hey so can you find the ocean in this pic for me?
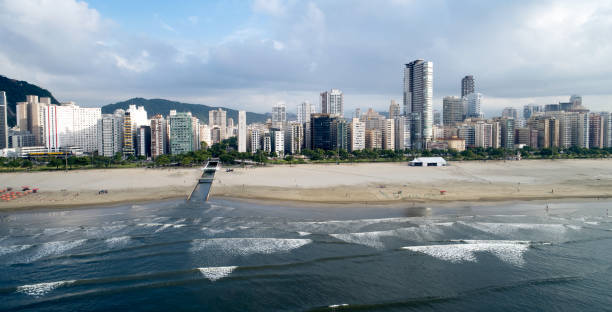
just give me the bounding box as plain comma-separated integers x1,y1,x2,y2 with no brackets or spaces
1,198,612,311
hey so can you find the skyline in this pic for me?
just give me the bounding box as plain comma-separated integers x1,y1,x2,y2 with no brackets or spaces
1,0,611,116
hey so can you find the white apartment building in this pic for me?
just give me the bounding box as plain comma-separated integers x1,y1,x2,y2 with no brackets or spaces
320,89,344,117
465,93,484,119
297,101,316,124
42,103,101,153
199,124,211,148
98,114,123,157
382,118,395,150
349,118,365,151
238,110,247,153
127,105,148,128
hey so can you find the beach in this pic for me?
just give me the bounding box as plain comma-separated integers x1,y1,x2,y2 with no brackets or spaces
0,168,202,209
1,159,612,209
211,159,612,203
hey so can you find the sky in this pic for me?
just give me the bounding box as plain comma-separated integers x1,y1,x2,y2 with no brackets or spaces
0,0,611,117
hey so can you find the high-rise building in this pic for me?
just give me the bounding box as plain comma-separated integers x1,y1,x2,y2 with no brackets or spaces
311,114,333,150
394,116,411,151
353,108,362,119
169,112,194,154
589,113,604,148
127,105,148,128
98,114,123,157
192,116,200,151
199,124,211,148
208,108,227,141
285,121,303,155
433,109,441,126
403,60,433,147
502,107,520,120
443,96,464,126
602,112,612,148
271,129,284,158
389,100,401,120
360,108,386,130
150,115,166,158
297,101,316,124
17,95,49,145
0,91,7,149
121,111,134,156
382,119,395,150
461,75,475,97
500,117,515,149
40,102,101,153
272,102,287,128
465,93,483,119
365,129,382,150
250,129,262,153
320,89,344,117
348,118,365,152
331,118,348,151
137,126,151,157
238,110,247,153
523,104,542,119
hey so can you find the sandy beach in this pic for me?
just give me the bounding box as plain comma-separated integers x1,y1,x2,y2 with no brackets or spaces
1,159,611,209
211,159,612,203
0,168,202,209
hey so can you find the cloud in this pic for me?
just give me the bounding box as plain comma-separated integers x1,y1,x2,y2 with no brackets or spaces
0,0,611,116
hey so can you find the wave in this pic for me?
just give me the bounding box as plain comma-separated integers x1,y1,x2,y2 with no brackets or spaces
0,244,32,256
19,239,87,263
329,224,452,249
297,231,311,236
190,238,312,256
403,240,531,266
197,266,238,281
105,236,131,248
16,280,75,297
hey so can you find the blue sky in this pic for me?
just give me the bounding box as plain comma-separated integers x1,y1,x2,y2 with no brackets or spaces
0,0,611,116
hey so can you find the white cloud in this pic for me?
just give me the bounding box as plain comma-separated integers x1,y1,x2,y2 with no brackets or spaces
252,0,289,16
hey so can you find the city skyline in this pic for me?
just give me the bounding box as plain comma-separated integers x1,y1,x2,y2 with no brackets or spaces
0,0,611,115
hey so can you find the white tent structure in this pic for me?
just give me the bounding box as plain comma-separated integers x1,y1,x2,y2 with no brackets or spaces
409,157,447,167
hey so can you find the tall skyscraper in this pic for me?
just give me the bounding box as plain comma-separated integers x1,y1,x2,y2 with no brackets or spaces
320,89,344,117
443,96,464,126
0,91,7,149
137,126,151,157
150,114,166,158
40,102,101,153
98,114,123,157
348,118,365,152
465,93,484,119
403,60,433,147
311,114,333,150
461,75,475,97
297,101,316,124
238,110,247,153
209,108,227,141
169,112,194,154
272,102,286,128
389,100,401,120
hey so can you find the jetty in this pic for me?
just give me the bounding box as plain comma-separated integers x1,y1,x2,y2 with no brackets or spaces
188,159,220,201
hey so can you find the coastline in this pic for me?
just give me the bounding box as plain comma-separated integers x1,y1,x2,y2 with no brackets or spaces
1,159,611,210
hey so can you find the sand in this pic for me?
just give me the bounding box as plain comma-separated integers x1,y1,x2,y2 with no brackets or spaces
0,168,202,209
1,159,611,209
210,159,612,203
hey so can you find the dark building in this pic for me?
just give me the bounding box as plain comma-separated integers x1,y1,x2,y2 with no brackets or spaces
461,75,475,97
137,125,151,158
311,114,333,150
331,118,348,151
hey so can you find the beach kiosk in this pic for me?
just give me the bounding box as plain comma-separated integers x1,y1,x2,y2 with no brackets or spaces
409,157,447,167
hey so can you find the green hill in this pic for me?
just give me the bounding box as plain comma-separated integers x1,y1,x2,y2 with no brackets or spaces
101,98,268,125
0,75,60,127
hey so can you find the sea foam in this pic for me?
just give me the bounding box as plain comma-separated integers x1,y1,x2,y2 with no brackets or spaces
105,236,131,248
403,240,531,266
0,244,32,256
16,280,75,297
23,239,87,263
197,266,238,281
190,238,312,256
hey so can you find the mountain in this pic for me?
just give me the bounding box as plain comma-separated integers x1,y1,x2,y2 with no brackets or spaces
0,75,60,127
101,98,268,125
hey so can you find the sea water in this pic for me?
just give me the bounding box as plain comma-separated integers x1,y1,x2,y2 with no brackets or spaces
1,198,612,311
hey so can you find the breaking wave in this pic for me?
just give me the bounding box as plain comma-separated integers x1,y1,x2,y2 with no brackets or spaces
16,280,75,297
0,244,32,256
105,236,131,248
190,238,312,256
197,266,238,281
21,239,87,263
403,240,531,266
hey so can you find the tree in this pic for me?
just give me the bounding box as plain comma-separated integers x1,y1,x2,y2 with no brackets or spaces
180,156,194,166
219,153,235,164
20,159,33,168
155,155,171,166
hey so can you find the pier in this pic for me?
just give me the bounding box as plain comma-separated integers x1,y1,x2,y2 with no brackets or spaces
188,159,220,201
